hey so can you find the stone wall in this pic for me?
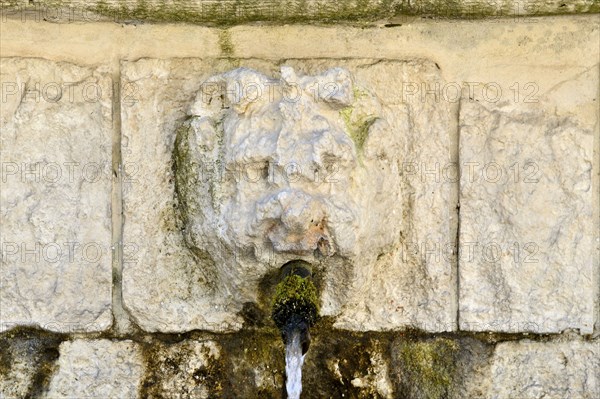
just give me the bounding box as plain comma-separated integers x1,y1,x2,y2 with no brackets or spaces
1,11,599,399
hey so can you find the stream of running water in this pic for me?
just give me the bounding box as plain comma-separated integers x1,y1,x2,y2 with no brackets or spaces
285,328,305,399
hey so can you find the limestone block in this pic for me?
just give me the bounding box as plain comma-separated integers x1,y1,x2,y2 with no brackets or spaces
489,340,599,399
0,340,34,399
121,58,455,332
44,339,144,399
347,348,394,399
0,58,113,333
143,339,222,398
390,337,461,399
0,332,61,399
458,99,595,334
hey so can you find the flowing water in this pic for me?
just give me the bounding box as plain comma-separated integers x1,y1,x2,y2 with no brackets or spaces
285,329,305,399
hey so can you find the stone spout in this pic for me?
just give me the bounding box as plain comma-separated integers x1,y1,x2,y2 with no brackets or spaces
271,260,319,355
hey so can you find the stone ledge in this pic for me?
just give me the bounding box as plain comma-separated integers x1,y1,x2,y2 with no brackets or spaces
0,0,598,25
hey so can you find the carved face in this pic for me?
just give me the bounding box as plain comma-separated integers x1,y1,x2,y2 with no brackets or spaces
174,67,402,301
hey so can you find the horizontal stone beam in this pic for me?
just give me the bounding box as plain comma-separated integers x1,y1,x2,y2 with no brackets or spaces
0,0,598,25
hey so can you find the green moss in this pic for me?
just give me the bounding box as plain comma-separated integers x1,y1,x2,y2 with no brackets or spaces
0,339,12,377
173,121,196,227
586,0,600,13
397,338,459,399
140,340,224,398
0,328,64,398
353,86,370,99
339,85,378,155
218,30,234,57
271,275,319,330
354,116,376,153
134,0,149,18
2,1,597,26
339,106,353,124
340,106,376,154
218,329,284,397
28,348,60,399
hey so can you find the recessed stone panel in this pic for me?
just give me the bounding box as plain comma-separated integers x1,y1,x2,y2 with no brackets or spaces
121,58,455,332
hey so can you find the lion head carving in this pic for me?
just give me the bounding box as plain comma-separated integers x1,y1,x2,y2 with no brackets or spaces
174,66,403,310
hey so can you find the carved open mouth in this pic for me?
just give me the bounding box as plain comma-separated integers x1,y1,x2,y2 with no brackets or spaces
280,259,313,279
266,218,335,257
252,188,337,257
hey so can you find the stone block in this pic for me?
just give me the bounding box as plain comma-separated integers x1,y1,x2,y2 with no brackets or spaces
0,58,113,333
489,340,599,399
121,58,455,332
458,99,595,334
45,339,144,399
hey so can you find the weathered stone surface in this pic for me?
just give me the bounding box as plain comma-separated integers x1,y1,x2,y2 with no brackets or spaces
302,331,395,398
0,340,34,399
1,1,597,25
390,336,600,399
143,329,397,398
0,331,62,399
391,337,461,399
121,58,454,332
458,98,596,334
347,347,394,399
44,339,144,399
488,340,600,399
0,58,113,333
142,339,222,398
459,55,599,334
447,337,494,399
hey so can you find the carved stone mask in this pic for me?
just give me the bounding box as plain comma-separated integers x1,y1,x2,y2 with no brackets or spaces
174,66,402,301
